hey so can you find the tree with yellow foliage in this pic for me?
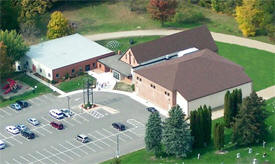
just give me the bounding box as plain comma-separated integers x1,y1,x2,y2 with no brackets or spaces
47,11,73,39
235,0,264,37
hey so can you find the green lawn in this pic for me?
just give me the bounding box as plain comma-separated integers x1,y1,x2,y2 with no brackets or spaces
35,1,274,45
97,36,275,92
102,98,275,164
56,74,95,92
0,73,52,107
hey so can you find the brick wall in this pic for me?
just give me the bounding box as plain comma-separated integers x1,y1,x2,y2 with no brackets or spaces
52,52,115,81
134,73,175,110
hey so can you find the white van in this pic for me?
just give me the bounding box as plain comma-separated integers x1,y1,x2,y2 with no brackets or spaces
49,109,64,119
0,140,5,149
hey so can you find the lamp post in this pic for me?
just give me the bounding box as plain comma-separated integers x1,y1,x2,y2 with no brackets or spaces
67,96,70,109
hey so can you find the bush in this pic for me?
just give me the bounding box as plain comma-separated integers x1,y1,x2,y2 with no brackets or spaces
65,73,69,80
131,84,135,91
173,7,206,24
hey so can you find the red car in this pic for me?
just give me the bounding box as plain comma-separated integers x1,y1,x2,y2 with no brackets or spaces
50,122,63,130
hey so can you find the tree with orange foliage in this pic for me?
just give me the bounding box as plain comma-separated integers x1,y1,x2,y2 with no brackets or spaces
147,0,177,26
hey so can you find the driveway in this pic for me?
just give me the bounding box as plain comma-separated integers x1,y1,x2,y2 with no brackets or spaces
0,92,153,164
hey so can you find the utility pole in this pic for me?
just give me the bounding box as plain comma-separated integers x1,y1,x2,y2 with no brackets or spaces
116,134,120,158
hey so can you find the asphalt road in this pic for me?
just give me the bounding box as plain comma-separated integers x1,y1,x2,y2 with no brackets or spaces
0,92,152,164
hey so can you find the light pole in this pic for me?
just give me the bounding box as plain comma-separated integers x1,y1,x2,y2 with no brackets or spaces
116,134,120,158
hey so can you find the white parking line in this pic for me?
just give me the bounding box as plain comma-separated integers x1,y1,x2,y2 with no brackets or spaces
59,144,81,158
62,119,74,127
33,129,45,137
95,130,116,144
40,126,53,134
71,117,82,124
44,148,65,163
2,139,14,146
10,136,23,144
8,106,19,113
65,141,89,155
87,133,110,147
20,156,30,163
19,135,30,142
76,114,89,122
1,108,12,116
91,142,103,149
28,99,34,104
36,151,57,164
121,132,133,140
5,161,11,164
28,153,45,164
50,146,74,160
0,132,8,139
74,98,81,101
12,158,22,164
41,117,51,123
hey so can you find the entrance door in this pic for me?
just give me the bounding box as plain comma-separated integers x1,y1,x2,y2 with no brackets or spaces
32,64,36,72
85,65,90,71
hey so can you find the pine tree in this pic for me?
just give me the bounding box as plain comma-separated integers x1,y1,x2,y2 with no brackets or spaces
214,122,224,151
190,110,198,147
47,11,73,39
163,105,192,157
236,89,242,113
231,89,238,118
232,92,268,146
224,91,232,127
145,112,162,156
205,106,212,145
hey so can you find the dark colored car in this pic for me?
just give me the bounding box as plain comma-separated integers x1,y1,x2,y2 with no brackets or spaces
146,107,158,113
16,100,29,108
21,130,35,139
112,123,126,131
50,122,63,130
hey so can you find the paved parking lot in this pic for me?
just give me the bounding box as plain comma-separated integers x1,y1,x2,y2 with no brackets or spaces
0,92,150,164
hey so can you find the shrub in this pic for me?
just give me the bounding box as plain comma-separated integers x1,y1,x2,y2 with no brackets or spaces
131,84,135,91
65,73,69,80
173,7,206,24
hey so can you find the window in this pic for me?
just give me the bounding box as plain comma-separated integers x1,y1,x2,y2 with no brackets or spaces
26,61,29,66
99,64,101,68
48,73,51,77
165,91,170,96
39,68,42,73
56,74,59,78
79,67,82,72
92,63,96,68
150,84,156,89
72,69,75,73
125,54,127,59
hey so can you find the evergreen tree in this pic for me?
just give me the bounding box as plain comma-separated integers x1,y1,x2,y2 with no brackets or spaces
214,122,224,151
231,89,238,118
204,106,212,145
47,11,73,39
163,105,192,157
224,91,232,127
145,112,162,156
190,110,198,147
236,89,242,113
232,92,268,146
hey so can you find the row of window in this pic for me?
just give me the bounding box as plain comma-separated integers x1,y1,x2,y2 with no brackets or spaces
137,76,170,96
136,76,142,82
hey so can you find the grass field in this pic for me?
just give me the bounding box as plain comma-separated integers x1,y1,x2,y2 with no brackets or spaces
96,36,275,91
36,1,274,44
0,73,52,107
102,98,275,164
113,82,134,92
56,74,95,92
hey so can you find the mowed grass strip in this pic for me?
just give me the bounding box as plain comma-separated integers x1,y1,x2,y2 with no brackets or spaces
56,74,95,92
102,98,275,164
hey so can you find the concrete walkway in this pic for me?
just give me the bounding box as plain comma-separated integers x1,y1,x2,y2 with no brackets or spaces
26,72,66,95
85,29,275,53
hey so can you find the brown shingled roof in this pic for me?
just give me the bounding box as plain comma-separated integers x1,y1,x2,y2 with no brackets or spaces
130,25,218,64
134,49,251,101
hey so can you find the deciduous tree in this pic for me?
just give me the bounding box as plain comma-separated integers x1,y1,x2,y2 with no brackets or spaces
47,11,74,39
147,0,177,26
162,105,192,158
145,111,162,157
232,92,268,146
0,30,29,63
0,0,20,31
0,42,13,78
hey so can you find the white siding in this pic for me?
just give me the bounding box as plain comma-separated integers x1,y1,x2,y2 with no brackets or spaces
176,92,189,116
21,56,53,81
188,82,252,113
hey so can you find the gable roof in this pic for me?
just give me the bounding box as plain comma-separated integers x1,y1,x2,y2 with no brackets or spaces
134,49,251,101
129,25,217,64
26,33,113,70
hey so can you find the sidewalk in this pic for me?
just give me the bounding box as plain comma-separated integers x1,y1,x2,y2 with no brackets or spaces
85,29,275,53
26,72,66,95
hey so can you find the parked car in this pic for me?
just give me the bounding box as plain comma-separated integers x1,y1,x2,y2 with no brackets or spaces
21,129,35,139
60,108,73,117
50,121,63,130
10,103,22,110
5,125,19,134
15,124,28,132
146,107,158,113
76,134,89,143
16,100,29,108
112,123,126,131
49,109,64,119
0,140,5,149
27,118,40,126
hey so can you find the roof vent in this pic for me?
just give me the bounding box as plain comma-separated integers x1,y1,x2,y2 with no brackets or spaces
165,55,170,60
178,47,198,57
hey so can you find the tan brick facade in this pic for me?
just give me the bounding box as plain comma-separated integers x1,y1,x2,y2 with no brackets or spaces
52,52,114,81
120,49,139,67
134,73,175,110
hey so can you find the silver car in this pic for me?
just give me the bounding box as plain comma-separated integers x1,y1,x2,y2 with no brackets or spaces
27,118,40,126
